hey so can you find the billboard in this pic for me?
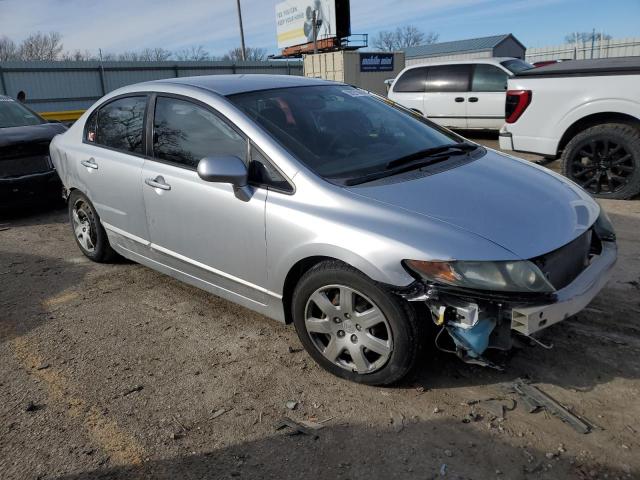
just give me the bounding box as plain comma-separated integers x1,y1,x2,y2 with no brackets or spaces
276,0,350,50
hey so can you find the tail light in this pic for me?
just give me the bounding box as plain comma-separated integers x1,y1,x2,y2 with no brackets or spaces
505,90,532,123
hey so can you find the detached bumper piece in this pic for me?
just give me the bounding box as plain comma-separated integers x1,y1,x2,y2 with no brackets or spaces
404,236,617,368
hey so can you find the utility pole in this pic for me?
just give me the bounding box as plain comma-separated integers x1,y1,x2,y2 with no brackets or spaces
236,0,247,61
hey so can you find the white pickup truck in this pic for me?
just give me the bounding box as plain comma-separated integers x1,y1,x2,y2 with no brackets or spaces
499,57,640,199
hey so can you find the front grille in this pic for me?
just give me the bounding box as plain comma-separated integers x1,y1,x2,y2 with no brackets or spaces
0,155,52,178
532,230,593,290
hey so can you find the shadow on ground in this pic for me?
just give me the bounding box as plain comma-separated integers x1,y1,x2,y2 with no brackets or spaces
53,419,632,480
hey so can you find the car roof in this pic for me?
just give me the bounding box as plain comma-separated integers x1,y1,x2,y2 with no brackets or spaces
146,74,339,96
402,57,520,71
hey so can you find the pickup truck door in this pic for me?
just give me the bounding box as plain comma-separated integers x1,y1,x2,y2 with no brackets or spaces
141,95,268,306
466,64,509,129
423,64,470,129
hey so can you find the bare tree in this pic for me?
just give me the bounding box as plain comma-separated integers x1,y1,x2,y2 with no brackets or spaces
0,36,19,61
61,49,96,61
18,32,64,60
564,31,612,44
175,45,210,61
223,46,267,61
372,25,439,51
139,47,172,61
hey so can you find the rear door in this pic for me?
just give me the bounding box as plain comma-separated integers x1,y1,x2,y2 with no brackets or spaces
466,64,509,129
423,64,471,129
388,67,428,114
80,95,150,250
141,95,268,305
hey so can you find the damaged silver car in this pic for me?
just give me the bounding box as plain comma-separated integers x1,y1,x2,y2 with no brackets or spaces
50,75,617,385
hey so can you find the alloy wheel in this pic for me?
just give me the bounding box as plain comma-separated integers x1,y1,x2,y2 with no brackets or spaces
71,200,96,253
304,284,393,374
569,139,634,195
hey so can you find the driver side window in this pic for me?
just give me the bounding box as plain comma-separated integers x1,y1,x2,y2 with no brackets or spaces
153,97,246,169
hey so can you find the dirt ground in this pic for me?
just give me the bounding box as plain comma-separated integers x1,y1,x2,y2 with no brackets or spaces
1,133,639,480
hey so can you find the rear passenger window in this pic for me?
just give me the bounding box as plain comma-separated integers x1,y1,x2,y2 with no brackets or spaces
153,97,246,169
425,65,470,92
472,65,508,92
95,96,147,154
393,67,428,93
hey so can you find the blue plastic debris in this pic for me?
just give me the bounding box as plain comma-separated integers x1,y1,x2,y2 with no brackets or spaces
448,319,496,358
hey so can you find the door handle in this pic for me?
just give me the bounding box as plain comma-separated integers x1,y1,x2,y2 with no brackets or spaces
454,97,465,102
145,176,171,191
81,158,98,169
468,97,479,102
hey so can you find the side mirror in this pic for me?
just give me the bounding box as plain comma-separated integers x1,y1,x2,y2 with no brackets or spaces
197,155,248,187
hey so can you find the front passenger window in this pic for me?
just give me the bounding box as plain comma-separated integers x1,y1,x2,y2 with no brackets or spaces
153,97,246,169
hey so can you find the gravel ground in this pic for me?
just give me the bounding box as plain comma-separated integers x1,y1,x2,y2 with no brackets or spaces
1,133,639,480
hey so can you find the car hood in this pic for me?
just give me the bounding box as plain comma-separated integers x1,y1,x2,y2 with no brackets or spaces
0,123,67,149
346,150,600,259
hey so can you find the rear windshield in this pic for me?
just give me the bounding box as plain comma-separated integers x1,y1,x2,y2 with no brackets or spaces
501,59,534,74
228,85,462,180
0,97,45,128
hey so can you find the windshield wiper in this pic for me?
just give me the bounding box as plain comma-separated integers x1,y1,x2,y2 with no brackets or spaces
340,142,478,186
385,143,477,169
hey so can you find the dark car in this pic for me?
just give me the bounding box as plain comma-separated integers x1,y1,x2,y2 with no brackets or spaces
0,95,67,206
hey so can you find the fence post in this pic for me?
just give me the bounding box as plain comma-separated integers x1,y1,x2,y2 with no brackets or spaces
232,62,237,74
98,64,106,95
287,60,291,76
174,64,179,77
0,66,7,95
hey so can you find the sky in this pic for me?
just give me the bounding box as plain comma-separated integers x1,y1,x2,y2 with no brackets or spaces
0,0,638,57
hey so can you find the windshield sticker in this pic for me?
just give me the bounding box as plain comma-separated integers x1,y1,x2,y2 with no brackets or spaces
342,89,370,97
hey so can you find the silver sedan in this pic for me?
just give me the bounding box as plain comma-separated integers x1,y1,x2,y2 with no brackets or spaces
50,75,617,385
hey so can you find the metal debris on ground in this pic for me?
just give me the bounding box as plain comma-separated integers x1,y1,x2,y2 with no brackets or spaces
510,378,593,434
275,416,323,438
466,397,516,420
285,400,298,410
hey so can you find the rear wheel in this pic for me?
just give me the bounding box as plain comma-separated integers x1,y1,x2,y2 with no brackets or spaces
561,123,640,199
68,190,117,262
292,261,423,386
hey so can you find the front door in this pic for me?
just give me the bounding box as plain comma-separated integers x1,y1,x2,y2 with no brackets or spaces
466,64,509,129
141,95,268,306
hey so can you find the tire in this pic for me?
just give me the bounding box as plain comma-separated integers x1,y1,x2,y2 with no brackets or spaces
68,190,118,263
292,260,423,386
561,123,640,200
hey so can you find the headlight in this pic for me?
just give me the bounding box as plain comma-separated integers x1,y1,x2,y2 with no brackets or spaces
594,208,616,242
404,259,555,293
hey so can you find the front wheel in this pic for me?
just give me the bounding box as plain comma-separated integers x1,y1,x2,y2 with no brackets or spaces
561,123,640,199
292,261,423,386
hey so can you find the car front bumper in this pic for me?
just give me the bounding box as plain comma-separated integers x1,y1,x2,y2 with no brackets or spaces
0,170,61,203
511,241,617,336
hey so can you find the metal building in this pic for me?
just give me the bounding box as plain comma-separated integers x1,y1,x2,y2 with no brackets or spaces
403,34,526,66
0,60,302,119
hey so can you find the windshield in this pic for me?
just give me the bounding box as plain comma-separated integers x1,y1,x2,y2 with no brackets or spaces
0,97,45,128
501,59,534,74
228,85,464,180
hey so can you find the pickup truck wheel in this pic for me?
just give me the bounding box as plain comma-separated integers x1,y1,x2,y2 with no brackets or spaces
68,190,118,263
292,260,423,386
561,123,640,199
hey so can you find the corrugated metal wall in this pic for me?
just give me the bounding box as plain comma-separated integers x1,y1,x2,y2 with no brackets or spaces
0,60,303,112
526,37,640,63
